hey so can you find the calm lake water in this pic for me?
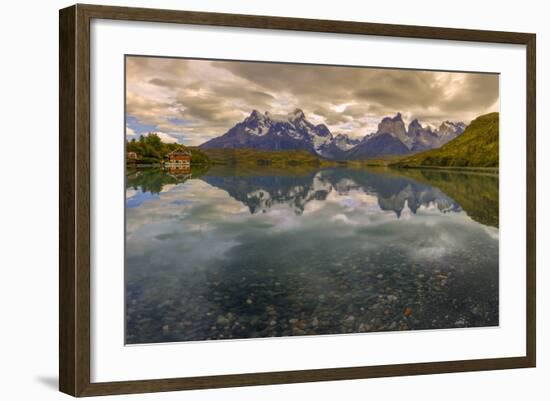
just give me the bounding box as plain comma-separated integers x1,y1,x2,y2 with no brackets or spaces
125,166,499,344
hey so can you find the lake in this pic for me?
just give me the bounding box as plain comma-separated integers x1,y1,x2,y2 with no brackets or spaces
125,166,499,344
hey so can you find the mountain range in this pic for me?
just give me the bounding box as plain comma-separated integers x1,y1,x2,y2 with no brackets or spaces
200,109,466,160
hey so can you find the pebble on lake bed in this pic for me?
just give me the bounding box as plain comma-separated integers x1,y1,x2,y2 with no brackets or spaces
387,295,398,302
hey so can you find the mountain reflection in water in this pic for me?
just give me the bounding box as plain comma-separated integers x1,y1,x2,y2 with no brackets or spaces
125,166,499,344
201,168,463,218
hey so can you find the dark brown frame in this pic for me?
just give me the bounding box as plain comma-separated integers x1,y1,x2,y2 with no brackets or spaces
59,3,536,397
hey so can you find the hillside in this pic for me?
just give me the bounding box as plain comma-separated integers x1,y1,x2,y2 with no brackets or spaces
393,112,499,168
202,147,336,167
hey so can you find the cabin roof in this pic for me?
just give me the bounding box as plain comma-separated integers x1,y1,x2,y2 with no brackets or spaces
167,147,191,156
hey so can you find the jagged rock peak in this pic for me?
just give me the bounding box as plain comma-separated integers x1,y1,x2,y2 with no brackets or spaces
245,108,310,124
380,112,403,123
260,108,307,124
437,120,466,135
408,118,432,133
246,109,263,121
290,108,305,120
315,123,331,137
377,113,407,137
439,120,466,130
409,118,421,127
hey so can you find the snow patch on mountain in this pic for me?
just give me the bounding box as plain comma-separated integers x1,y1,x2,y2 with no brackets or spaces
333,133,360,151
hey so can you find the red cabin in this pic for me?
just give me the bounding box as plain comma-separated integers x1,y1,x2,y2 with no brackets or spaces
166,148,191,167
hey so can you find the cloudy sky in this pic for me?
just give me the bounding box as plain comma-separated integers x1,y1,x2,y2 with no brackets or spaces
126,56,499,145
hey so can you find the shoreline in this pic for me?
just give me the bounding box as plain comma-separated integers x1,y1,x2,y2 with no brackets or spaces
391,165,498,175
127,161,499,175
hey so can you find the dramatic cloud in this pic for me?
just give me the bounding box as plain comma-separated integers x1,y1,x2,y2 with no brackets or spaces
151,132,179,144
126,125,137,137
126,56,499,145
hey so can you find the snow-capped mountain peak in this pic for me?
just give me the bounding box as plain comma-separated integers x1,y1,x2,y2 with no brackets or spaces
435,120,467,145
333,133,360,150
243,109,271,136
263,108,306,124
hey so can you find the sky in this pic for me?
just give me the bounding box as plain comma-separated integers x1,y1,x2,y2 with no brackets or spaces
126,56,499,146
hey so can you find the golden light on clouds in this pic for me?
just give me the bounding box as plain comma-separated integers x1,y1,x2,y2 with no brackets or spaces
126,56,499,145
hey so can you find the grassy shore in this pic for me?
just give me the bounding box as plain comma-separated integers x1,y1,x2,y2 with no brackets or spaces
391,165,498,175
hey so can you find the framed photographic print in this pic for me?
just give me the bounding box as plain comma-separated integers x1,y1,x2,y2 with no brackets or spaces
59,4,536,397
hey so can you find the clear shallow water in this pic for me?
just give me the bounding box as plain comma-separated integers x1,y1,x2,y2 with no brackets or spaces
125,167,499,344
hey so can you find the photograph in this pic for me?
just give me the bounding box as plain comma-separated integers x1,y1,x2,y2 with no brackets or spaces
124,56,500,345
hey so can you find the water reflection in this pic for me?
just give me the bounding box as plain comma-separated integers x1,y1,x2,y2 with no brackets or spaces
201,167,463,218
125,166,499,344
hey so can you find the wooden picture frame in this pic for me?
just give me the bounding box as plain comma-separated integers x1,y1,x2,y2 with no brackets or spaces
59,3,536,397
